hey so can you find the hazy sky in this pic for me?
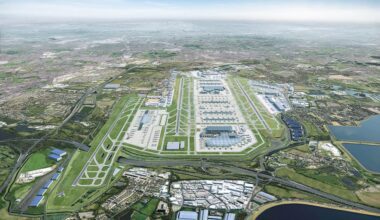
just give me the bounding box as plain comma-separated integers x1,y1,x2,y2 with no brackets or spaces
1,0,380,23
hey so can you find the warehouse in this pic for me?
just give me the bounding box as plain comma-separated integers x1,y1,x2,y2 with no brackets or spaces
29,196,44,207
51,172,61,181
48,153,62,162
43,180,54,189
176,211,198,220
37,188,47,196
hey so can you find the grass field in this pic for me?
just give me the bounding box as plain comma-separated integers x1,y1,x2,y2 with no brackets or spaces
20,148,55,172
264,185,326,202
275,167,359,202
131,198,159,216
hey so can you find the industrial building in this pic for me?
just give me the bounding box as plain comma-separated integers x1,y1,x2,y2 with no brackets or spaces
176,211,198,220
29,196,44,207
51,172,60,181
252,192,277,204
37,188,47,196
170,180,254,210
43,180,54,189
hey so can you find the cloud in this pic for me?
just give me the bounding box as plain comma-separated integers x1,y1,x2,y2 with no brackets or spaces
0,0,380,23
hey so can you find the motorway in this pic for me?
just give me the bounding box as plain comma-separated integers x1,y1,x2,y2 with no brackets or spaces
117,157,380,214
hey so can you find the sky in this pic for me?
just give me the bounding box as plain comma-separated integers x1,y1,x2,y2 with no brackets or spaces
1,0,380,23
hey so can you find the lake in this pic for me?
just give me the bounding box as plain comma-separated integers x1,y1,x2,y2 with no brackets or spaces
342,143,380,173
257,204,380,220
329,115,380,143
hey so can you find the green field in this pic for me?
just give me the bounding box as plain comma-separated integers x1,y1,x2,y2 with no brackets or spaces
20,148,56,172
275,167,359,202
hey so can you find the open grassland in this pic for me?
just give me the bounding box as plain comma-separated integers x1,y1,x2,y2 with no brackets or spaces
275,167,360,202
20,148,55,172
356,191,380,208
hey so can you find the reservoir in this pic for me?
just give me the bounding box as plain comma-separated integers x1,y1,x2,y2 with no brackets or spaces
342,143,380,173
329,115,380,143
256,204,380,220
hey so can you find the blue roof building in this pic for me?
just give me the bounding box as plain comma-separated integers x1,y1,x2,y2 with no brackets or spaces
43,180,53,189
51,148,67,156
29,196,44,207
176,211,198,220
48,154,62,162
51,173,60,181
57,166,64,172
37,188,47,196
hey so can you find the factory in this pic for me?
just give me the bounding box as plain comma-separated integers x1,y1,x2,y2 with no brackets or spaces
252,191,277,204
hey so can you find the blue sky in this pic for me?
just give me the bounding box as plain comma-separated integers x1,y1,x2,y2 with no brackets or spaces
1,0,380,23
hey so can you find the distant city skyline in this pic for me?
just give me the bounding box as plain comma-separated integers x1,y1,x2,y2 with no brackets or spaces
1,0,380,23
